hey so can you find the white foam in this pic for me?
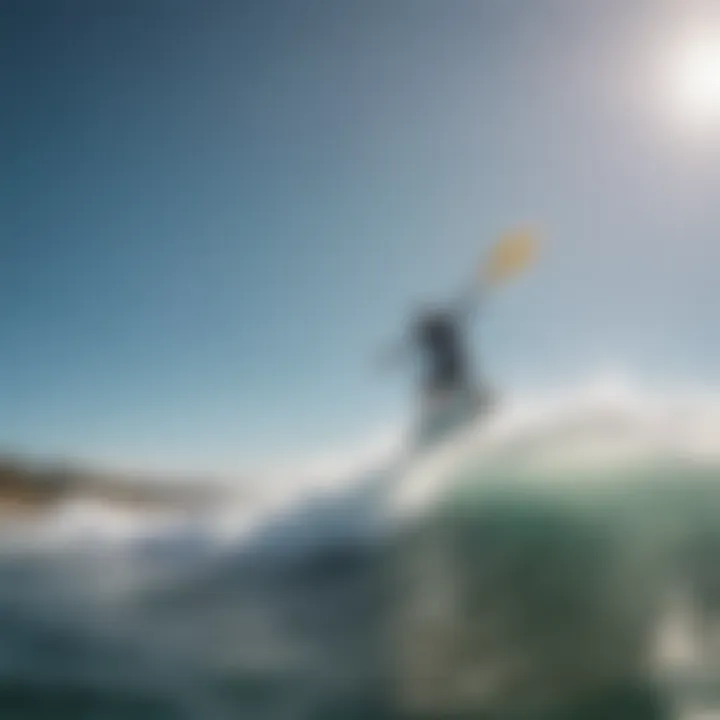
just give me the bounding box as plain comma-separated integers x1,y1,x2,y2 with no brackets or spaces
10,371,720,556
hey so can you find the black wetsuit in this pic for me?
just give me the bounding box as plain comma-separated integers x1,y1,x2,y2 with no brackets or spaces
414,310,470,395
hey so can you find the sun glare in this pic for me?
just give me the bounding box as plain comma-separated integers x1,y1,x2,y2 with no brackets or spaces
671,32,720,129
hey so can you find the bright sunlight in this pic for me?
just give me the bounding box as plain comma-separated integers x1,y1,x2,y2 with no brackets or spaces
671,30,720,130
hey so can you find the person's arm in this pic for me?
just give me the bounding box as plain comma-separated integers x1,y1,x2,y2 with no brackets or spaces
450,282,484,325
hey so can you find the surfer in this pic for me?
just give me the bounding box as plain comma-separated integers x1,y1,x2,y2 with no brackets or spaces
382,294,488,446
380,230,537,446
411,298,484,406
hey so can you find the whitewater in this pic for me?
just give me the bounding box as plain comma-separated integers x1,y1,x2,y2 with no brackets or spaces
1,374,719,719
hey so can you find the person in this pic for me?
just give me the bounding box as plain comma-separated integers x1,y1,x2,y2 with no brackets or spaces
382,290,491,445
381,228,537,445
412,305,473,400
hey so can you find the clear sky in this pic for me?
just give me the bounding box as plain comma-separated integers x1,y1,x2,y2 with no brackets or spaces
2,0,719,472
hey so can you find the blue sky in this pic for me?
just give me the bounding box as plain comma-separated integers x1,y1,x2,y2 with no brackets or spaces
2,0,719,471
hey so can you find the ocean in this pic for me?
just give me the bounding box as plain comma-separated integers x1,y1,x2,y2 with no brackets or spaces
0,378,718,719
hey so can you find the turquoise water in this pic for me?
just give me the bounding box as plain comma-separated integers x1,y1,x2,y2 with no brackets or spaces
387,454,720,719
0,398,718,719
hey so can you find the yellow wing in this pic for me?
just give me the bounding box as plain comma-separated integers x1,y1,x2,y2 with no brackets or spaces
482,228,538,285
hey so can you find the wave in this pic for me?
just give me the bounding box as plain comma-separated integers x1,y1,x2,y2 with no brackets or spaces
0,373,718,718
5,372,720,556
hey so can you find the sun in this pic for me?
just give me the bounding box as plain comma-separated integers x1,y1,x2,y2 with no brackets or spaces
671,32,720,129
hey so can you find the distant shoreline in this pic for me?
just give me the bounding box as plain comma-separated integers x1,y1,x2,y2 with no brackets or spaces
0,457,224,515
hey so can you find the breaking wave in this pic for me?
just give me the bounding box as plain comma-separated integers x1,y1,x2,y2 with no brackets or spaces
0,372,718,719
